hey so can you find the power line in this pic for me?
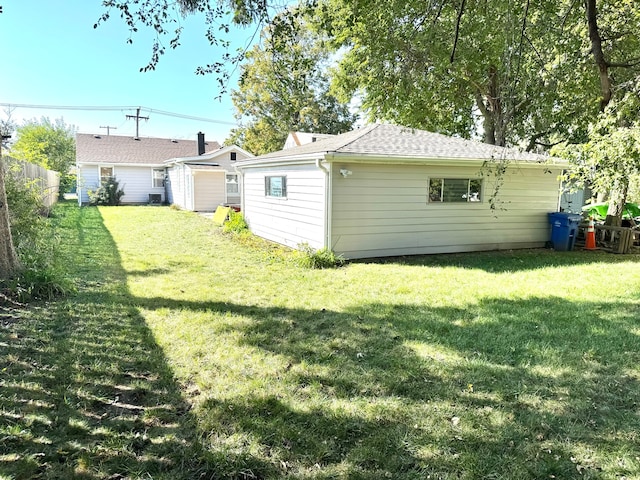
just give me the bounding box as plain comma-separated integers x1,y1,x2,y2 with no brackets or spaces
0,102,237,126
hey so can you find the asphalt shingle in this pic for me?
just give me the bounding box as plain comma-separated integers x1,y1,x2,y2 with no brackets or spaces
76,134,222,165
251,124,553,163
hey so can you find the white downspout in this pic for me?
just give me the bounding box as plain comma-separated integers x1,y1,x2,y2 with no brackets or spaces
234,166,245,214
316,158,331,250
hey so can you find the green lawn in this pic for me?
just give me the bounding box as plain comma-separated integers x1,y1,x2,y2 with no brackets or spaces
2,202,640,479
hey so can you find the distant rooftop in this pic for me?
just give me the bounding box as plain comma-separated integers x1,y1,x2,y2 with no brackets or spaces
76,133,221,165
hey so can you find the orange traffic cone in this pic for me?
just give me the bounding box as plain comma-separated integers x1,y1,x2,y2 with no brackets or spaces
585,217,597,250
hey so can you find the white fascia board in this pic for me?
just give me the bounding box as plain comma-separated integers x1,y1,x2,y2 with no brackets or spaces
77,162,166,168
234,152,328,170
324,152,567,169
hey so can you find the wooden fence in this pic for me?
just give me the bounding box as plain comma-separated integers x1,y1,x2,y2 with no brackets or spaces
4,157,60,209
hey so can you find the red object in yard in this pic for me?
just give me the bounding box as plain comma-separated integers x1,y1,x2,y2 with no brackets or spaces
585,217,597,250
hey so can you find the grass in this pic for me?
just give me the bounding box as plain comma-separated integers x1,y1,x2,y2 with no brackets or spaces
2,202,640,479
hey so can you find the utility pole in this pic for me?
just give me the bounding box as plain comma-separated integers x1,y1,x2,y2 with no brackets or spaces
99,126,117,136
126,107,149,139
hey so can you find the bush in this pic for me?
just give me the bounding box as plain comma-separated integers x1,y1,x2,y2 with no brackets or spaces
295,243,345,269
222,210,248,234
88,176,125,206
2,167,72,304
1,266,74,304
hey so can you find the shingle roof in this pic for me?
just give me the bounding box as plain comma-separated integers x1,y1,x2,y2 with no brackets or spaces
250,124,554,163
76,133,222,165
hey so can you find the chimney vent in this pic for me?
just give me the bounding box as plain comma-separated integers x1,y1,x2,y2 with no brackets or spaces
197,132,205,155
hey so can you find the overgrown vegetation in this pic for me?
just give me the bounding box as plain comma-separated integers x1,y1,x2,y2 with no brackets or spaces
2,204,640,479
220,213,344,269
295,242,345,269
88,176,125,206
221,209,248,234
0,164,72,303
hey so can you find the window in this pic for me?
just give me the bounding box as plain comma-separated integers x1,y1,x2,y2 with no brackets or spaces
429,178,482,203
230,152,237,161
152,168,165,188
99,166,113,184
265,176,287,198
226,174,239,194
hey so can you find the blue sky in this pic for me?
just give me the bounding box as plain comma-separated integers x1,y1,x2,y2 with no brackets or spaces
0,1,260,143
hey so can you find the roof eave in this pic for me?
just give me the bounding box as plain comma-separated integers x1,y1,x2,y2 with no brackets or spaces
77,161,167,168
325,152,565,167
236,151,567,169
235,152,328,169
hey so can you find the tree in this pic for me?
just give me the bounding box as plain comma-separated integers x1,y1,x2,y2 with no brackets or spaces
102,0,640,151
0,121,20,279
11,117,77,197
225,14,356,155
319,0,640,149
555,92,640,226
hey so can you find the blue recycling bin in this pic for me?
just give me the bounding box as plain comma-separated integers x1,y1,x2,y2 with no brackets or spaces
548,212,583,251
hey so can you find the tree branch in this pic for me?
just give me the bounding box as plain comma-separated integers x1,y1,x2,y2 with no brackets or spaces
450,0,466,63
608,57,640,68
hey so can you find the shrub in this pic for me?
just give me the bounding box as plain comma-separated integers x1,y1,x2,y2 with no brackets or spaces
222,210,248,234
88,176,125,206
2,167,72,304
295,243,345,269
1,265,74,304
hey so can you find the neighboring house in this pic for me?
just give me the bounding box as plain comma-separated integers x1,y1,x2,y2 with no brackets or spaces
165,145,254,211
236,123,566,259
283,131,336,150
76,133,220,205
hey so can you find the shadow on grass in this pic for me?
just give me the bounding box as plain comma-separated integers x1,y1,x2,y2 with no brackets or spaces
3,204,640,479
132,293,640,479
351,247,640,273
0,205,271,479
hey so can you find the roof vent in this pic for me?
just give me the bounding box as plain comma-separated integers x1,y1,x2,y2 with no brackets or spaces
171,139,178,143
93,135,102,139
134,137,140,141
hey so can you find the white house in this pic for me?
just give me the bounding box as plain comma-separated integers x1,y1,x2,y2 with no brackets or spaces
165,145,254,211
76,133,219,205
235,124,566,259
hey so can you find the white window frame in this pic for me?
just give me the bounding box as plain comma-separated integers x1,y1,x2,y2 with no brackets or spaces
265,175,287,198
226,174,239,195
99,165,114,184
428,177,483,203
152,168,165,188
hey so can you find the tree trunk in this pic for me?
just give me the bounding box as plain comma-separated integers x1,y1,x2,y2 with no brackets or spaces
604,176,628,227
0,154,20,279
475,65,508,147
585,0,613,110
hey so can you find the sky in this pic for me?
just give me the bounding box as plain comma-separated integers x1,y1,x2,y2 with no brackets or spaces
0,1,261,143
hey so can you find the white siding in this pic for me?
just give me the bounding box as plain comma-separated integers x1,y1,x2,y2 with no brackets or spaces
78,165,99,204
166,166,179,206
330,163,562,259
167,165,188,208
242,164,326,249
193,171,226,211
78,165,165,204
117,166,165,204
